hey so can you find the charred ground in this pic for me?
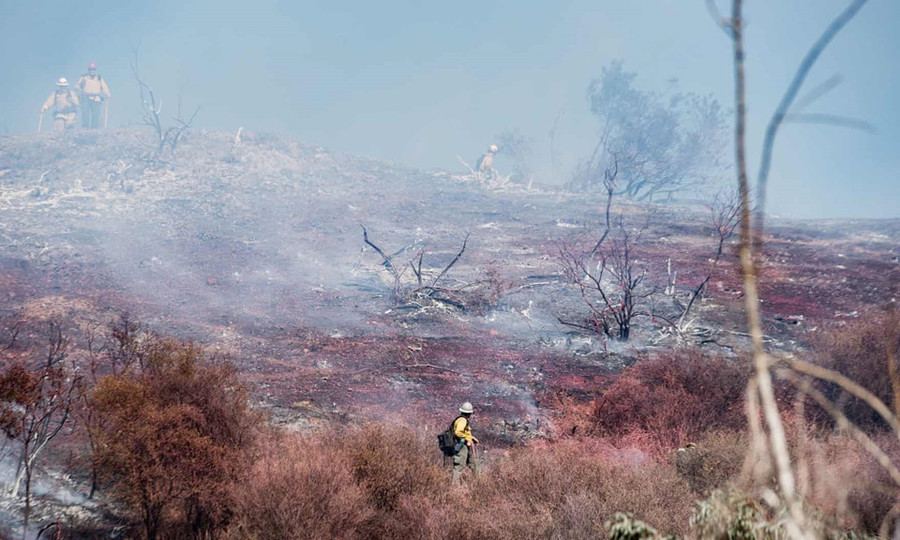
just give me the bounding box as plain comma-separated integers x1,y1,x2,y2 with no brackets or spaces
0,127,897,439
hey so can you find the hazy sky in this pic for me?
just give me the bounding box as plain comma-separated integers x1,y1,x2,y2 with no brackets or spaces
1,0,897,219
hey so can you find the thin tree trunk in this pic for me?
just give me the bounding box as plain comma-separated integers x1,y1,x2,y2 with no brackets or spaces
23,460,31,540
731,2,809,538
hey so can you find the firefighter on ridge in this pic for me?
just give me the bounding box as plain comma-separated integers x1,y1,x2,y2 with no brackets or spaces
451,401,479,485
476,144,498,176
41,78,80,131
77,62,111,129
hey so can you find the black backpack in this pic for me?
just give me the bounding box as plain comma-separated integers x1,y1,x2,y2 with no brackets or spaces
437,416,466,456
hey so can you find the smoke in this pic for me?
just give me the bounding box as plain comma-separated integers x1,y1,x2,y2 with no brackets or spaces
1,1,897,217
0,436,90,539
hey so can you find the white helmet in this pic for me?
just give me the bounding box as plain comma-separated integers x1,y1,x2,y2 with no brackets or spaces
56,77,68,87
488,144,498,153
459,402,474,414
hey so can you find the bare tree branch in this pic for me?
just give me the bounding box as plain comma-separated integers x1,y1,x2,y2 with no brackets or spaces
787,357,900,436
782,112,875,133
792,74,843,112
755,0,869,222
131,50,200,157
431,233,469,288
362,228,483,311
362,225,398,274
705,0,734,37
778,369,900,488
677,190,739,328
591,154,618,255
730,2,809,536
559,217,652,341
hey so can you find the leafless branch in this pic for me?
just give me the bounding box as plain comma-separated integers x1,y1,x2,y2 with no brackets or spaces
787,357,900,436
730,2,809,536
169,104,201,153
559,217,653,341
705,0,734,37
431,234,469,288
782,112,875,133
677,190,739,327
410,250,425,288
1,319,20,351
778,369,900,488
755,0,869,223
591,154,618,255
362,226,399,274
792,74,843,112
362,228,483,311
361,225,405,299
131,50,200,157
131,53,164,147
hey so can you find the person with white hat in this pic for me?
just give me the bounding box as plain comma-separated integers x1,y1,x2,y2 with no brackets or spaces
476,144,498,175
451,401,479,485
40,78,80,131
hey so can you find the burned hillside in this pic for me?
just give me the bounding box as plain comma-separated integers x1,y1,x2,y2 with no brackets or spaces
1,128,898,431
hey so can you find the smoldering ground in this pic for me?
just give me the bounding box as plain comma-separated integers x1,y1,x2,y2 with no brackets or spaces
1,127,896,428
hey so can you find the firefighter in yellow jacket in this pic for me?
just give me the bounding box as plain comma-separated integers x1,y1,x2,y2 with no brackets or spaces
475,144,498,175
41,78,80,131
451,401,479,485
76,62,111,129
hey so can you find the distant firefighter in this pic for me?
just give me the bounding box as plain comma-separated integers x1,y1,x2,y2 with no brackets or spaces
77,62,111,129
40,78,80,131
450,401,479,485
476,144,498,174
675,442,706,492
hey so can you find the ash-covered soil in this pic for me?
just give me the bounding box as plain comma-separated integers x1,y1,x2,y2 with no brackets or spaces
1,127,897,436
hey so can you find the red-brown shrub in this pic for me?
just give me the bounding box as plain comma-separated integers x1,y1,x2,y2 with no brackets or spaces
800,432,900,535
593,349,750,446
220,425,703,540
227,433,372,540
809,309,900,432
336,424,448,538
91,340,261,539
462,439,695,539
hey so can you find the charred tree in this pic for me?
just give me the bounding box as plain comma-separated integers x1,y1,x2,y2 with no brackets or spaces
0,322,78,535
131,52,200,158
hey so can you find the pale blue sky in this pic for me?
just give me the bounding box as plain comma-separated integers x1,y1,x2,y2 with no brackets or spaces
1,0,897,218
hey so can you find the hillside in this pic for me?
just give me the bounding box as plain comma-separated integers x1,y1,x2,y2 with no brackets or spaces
1,127,899,537
1,127,897,433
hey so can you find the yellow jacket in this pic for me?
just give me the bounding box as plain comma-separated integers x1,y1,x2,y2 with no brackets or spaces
453,416,473,442
42,90,79,114
476,152,495,171
77,74,111,101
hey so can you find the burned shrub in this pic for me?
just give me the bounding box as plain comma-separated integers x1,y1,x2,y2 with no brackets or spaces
558,217,654,342
338,423,449,540
463,440,695,539
91,340,261,539
227,433,372,540
808,309,900,432
339,424,445,512
683,430,748,495
0,322,77,535
361,227,508,315
593,350,750,446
